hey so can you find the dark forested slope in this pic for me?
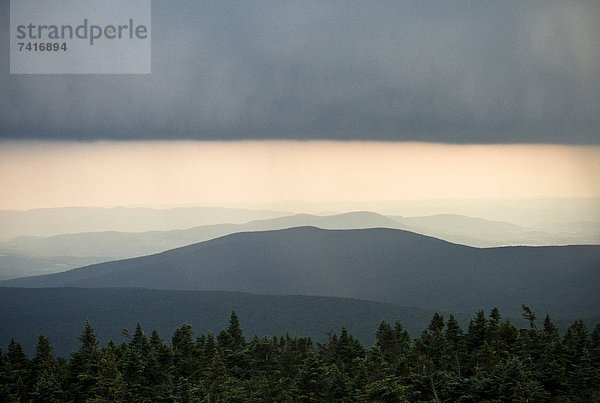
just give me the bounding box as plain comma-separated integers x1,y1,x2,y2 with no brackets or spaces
2,307,599,402
2,227,599,318
0,287,440,356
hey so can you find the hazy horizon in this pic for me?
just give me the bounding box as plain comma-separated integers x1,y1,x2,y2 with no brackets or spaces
1,141,598,211
1,2,598,399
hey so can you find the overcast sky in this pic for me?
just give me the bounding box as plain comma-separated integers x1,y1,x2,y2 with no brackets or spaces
1,0,599,143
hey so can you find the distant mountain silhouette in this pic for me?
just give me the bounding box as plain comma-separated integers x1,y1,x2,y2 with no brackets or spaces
3,211,596,274
390,214,600,247
0,255,105,281
0,211,413,280
0,206,290,240
0,211,402,259
0,212,407,280
3,227,598,319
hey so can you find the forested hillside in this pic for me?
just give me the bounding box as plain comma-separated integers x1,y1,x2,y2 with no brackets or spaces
2,308,599,402
0,287,444,357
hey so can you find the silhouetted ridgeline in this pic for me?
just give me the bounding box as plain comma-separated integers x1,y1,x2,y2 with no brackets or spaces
2,212,597,281
3,227,599,318
1,308,599,401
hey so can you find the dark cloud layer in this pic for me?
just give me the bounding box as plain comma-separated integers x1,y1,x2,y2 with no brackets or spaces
1,0,599,143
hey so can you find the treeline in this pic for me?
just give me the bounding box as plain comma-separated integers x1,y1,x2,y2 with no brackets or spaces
1,307,599,402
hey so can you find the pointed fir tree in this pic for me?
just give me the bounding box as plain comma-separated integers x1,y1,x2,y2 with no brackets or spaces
375,321,394,354
372,320,413,378
1,339,31,402
563,320,595,397
445,314,465,377
332,327,363,375
199,332,229,401
30,335,63,402
227,310,244,348
466,310,487,351
124,323,152,401
466,310,487,374
68,321,101,401
148,329,174,399
91,341,126,402
536,314,565,396
32,335,55,374
418,313,447,371
486,308,503,351
171,323,199,381
218,310,250,380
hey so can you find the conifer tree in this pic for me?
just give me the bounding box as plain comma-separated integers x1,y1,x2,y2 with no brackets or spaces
418,313,447,371
333,327,363,373
277,334,313,381
124,323,152,400
482,356,548,402
485,307,506,364
148,329,174,399
375,320,410,375
32,335,54,374
92,341,126,402
68,321,101,401
30,335,62,402
496,319,519,355
199,332,229,401
1,340,31,402
445,314,465,376
247,336,287,399
563,320,595,397
521,304,537,329
537,314,565,395
466,310,487,374
518,305,542,363
171,323,199,381
172,376,192,403
591,323,600,372
227,310,244,348
218,310,250,380
375,321,394,353
0,309,599,401
293,351,328,402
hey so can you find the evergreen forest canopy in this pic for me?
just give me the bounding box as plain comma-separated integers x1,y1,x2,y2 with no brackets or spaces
2,306,599,402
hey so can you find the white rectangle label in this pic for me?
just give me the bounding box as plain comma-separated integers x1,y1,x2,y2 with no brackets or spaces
10,0,151,74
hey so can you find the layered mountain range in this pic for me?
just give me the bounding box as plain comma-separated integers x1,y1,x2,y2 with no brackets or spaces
1,207,598,354
2,210,597,281
3,226,598,319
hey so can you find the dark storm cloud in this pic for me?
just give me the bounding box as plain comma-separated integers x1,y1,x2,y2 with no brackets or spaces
1,0,599,143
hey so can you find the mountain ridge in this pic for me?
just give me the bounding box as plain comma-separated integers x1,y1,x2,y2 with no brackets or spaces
3,226,598,319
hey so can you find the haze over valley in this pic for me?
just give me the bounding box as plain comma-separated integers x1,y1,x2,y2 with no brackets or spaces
2,1,599,399
1,203,598,281
1,142,598,353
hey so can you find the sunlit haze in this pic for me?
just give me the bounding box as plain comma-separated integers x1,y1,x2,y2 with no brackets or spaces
1,141,598,212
